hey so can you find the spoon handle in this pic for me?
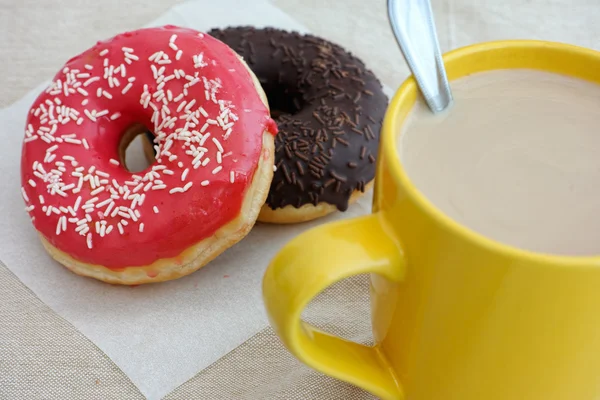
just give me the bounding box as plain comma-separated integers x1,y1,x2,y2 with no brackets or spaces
388,0,453,113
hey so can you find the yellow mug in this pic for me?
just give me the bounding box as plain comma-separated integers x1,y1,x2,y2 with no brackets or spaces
263,40,600,400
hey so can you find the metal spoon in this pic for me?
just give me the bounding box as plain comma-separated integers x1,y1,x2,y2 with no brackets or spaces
387,0,453,113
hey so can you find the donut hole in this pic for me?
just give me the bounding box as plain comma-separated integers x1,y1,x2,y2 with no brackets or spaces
119,123,155,172
262,82,305,118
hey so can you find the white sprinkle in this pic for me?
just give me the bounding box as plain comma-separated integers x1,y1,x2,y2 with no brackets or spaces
139,223,144,233
56,217,63,235
217,152,222,164
21,187,29,202
96,170,109,178
111,207,120,218
84,109,97,122
185,99,196,112
212,137,224,153
83,77,100,87
77,87,89,96
153,206,159,214
212,166,222,175
104,202,115,218
64,137,82,145
39,195,45,204
117,223,124,235
200,132,211,145
169,42,178,51
198,107,209,118
90,187,105,196
176,100,187,113
122,46,134,53
202,158,210,167
105,225,113,235
85,64,93,70
82,139,90,149
176,49,183,60
100,223,108,237
99,49,109,56
86,233,93,249
229,171,235,183
76,218,87,226
183,182,193,191
169,187,184,194
201,180,209,186
152,184,167,190
144,181,153,192
180,168,190,181
224,128,232,140
102,90,112,99
96,197,112,209
121,82,133,95
82,197,98,208
74,196,82,211
109,159,120,166
125,53,139,61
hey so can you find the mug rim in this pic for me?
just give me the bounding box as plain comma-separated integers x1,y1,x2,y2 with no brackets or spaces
383,39,600,266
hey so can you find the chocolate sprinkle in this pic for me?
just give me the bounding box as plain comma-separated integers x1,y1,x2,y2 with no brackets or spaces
208,26,388,211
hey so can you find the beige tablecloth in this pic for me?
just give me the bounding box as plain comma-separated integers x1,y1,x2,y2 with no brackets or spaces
2,0,600,398
0,0,392,398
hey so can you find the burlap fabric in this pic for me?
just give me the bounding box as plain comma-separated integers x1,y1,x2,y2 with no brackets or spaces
3,0,598,398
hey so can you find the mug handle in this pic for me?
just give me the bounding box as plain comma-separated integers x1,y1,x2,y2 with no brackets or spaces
263,213,405,400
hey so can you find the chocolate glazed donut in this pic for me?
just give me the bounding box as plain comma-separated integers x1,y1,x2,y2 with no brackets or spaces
148,27,388,223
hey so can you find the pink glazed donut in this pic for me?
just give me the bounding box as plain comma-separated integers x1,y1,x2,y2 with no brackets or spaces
20,26,278,285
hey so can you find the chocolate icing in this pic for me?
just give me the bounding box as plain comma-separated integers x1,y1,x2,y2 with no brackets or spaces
215,27,388,210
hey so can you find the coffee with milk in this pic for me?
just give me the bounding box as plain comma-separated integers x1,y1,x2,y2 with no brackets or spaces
399,69,600,256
